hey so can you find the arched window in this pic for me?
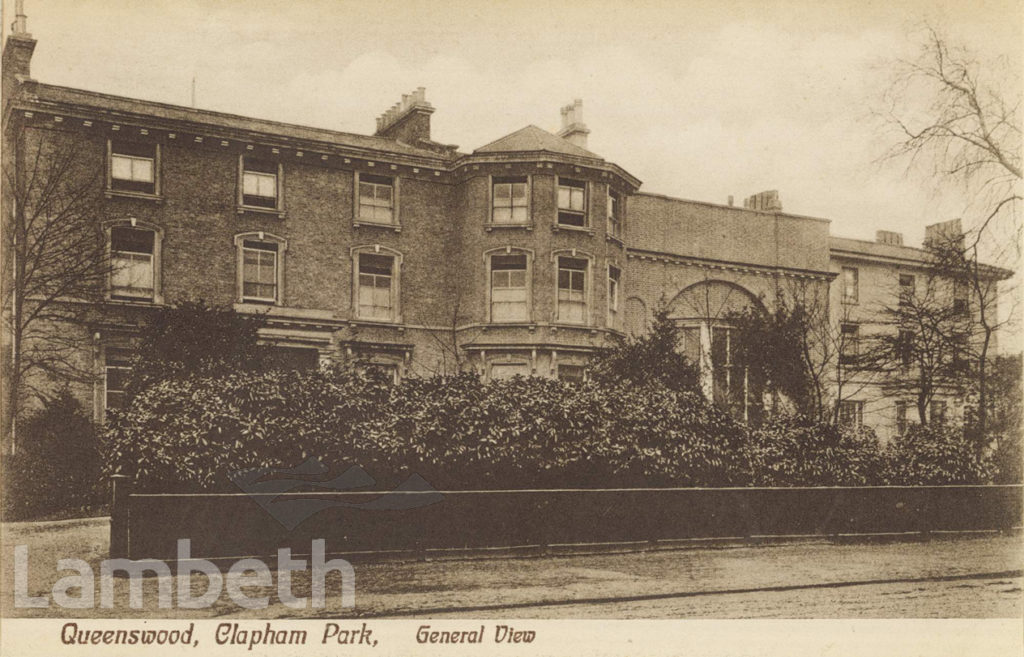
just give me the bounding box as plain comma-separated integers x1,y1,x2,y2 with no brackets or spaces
234,232,287,305
350,245,403,322
667,280,766,422
103,219,164,303
485,247,533,323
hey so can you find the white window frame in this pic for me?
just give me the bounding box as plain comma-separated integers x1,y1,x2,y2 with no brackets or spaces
556,177,588,228
839,400,864,429
895,400,909,436
552,250,592,325
102,219,164,304
350,245,403,323
607,187,623,240
485,247,533,323
489,175,531,227
103,346,133,416
354,172,400,229
841,266,859,304
237,155,284,213
106,140,161,198
234,232,287,305
607,264,621,328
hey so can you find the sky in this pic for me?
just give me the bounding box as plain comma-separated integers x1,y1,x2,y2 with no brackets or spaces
2,0,1021,249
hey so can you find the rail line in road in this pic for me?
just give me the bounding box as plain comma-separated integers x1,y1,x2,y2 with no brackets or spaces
353,569,1023,618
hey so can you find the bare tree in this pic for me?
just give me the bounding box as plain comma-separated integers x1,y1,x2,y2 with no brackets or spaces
859,270,972,425
2,127,114,451
878,23,1021,434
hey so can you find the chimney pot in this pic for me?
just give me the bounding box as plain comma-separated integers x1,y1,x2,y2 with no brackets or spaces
557,99,590,150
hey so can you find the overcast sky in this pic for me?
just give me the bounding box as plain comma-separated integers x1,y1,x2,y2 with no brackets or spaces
3,0,1020,248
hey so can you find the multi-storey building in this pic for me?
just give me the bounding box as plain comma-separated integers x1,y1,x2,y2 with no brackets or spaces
1,21,1009,442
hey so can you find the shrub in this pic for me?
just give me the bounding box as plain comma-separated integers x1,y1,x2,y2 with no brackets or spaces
744,414,886,486
101,367,748,491
2,389,104,520
884,423,992,485
124,299,271,401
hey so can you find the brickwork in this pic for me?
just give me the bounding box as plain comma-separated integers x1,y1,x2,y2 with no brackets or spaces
1,32,1010,443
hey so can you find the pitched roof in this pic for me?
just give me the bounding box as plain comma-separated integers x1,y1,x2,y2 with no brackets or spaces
26,83,453,162
474,125,601,159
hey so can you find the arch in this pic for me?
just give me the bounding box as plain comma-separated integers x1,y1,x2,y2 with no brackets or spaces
665,279,765,322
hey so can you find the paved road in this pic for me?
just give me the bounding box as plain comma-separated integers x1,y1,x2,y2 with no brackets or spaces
2,518,1020,618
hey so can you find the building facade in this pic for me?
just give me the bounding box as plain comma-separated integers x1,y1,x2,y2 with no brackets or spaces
1,24,1006,442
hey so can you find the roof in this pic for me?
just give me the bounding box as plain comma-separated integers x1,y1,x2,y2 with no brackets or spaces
830,236,930,263
830,236,1014,279
474,125,601,159
23,83,453,162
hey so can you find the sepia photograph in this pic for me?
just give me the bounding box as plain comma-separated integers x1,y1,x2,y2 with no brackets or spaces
0,0,1021,655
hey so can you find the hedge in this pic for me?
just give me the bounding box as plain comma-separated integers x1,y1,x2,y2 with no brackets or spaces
101,367,1001,492
101,367,750,491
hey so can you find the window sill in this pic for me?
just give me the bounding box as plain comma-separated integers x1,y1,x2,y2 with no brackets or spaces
237,205,286,218
105,189,164,203
354,221,401,233
550,322,591,330
606,234,625,247
349,318,405,330
104,296,164,307
553,224,594,235
484,322,538,331
485,223,533,232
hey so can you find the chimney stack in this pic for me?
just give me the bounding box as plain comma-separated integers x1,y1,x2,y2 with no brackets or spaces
743,190,782,212
3,0,36,103
924,218,964,250
875,230,904,246
374,87,435,144
556,99,590,150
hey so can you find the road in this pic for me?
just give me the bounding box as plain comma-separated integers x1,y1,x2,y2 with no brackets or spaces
2,517,1020,618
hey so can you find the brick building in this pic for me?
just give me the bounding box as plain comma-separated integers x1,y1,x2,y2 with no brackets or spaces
1,20,1008,442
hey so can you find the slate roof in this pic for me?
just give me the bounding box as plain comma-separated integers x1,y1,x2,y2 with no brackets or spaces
474,125,601,159
25,83,453,161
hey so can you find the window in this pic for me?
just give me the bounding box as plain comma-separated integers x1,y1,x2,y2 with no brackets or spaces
899,274,915,306
840,323,859,364
109,141,157,195
930,400,947,426
557,178,587,227
558,364,585,384
362,362,399,384
490,253,529,322
607,266,620,326
607,190,622,239
895,401,908,436
241,241,279,303
358,174,395,225
898,329,915,368
235,232,286,305
357,253,395,321
110,226,155,301
841,267,859,304
490,363,529,380
953,280,969,314
839,400,864,429
556,256,588,324
492,177,528,225
240,157,280,209
104,348,132,412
